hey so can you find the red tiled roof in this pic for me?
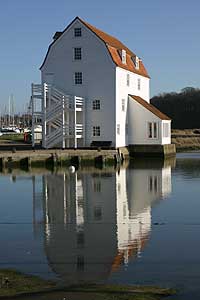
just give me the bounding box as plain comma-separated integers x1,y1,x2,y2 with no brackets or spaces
40,17,150,78
129,95,171,120
79,18,150,78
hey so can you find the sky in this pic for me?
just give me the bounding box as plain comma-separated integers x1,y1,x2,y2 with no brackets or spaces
0,0,200,112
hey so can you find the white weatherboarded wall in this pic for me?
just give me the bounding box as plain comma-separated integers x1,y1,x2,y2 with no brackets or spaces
115,67,150,147
161,121,171,145
41,19,116,147
128,96,171,145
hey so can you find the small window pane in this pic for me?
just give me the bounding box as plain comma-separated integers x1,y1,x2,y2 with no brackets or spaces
74,28,82,37
148,123,152,138
94,206,102,221
126,123,128,135
138,78,141,90
77,232,84,247
127,74,130,86
154,122,157,138
121,50,126,64
122,99,125,111
93,126,100,136
77,255,84,271
75,72,82,84
94,181,101,192
117,124,120,135
149,176,158,192
74,48,82,60
93,100,100,110
163,123,169,137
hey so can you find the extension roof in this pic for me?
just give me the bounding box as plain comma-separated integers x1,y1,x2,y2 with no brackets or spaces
129,95,171,120
40,17,150,78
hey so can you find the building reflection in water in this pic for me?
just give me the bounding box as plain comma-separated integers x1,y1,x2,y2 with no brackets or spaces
32,162,172,284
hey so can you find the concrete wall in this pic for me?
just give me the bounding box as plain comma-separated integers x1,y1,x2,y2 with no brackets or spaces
41,19,116,147
115,67,150,147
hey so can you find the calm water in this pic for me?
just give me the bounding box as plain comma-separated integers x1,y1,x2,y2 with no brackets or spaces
1,153,200,299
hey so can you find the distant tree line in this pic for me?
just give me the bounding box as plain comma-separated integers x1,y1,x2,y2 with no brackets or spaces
150,87,200,129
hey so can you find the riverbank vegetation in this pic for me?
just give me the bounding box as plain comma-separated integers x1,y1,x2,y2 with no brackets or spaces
172,129,200,151
0,269,175,300
151,87,200,129
0,134,24,142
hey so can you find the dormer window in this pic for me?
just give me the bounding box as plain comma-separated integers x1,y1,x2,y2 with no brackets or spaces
135,56,140,69
131,56,140,70
118,49,126,64
74,27,82,37
121,49,126,64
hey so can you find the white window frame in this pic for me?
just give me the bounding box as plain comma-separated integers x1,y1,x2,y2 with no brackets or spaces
93,99,100,110
127,73,130,86
121,49,126,64
93,126,100,136
126,123,128,135
163,123,170,138
135,56,140,69
122,99,125,111
148,122,158,139
74,27,82,37
153,122,157,138
74,47,82,60
74,72,82,84
138,78,141,90
148,175,158,192
117,124,120,135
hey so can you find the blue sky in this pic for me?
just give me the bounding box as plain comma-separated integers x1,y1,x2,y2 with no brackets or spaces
0,0,200,112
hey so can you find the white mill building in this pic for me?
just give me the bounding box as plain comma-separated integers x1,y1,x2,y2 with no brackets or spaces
32,17,171,149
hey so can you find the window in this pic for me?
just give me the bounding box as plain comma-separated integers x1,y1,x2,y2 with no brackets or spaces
127,74,130,86
117,124,120,135
148,176,158,193
154,122,157,138
93,126,100,136
123,203,127,217
148,122,158,139
93,181,101,192
77,255,84,271
163,123,169,137
126,123,128,135
131,56,140,69
77,231,84,247
74,72,82,84
74,47,82,60
148,122,152,138
121,49,126,64
135,56,140,69
138,78,141,90
94,206,102,221
122,99,125,111
93,99,100,110
74,27,82,37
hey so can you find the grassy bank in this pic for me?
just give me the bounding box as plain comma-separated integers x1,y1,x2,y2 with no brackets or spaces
172,129,200,151
0,134,24,142
0,269,56,298
0,269,175,299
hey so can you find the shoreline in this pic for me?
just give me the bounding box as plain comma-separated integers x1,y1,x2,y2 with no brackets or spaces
172,128,200,151
0,269,176,300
